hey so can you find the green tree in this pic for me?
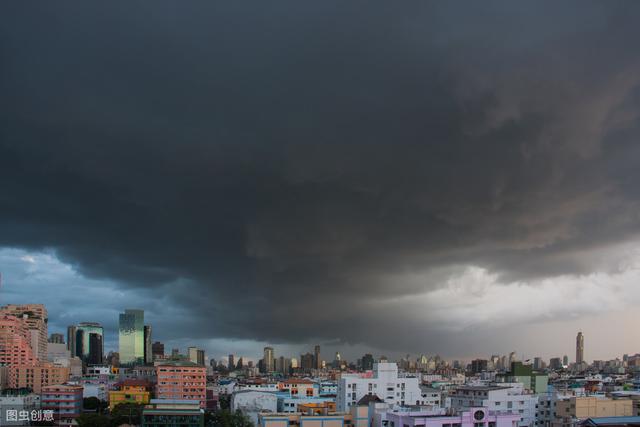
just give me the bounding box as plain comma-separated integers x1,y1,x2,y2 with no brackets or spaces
111,402,145,425
76,413,112,427
208,409,253,427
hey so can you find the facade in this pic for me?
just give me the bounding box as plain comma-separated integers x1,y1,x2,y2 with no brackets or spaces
109,379,152,410
279,396,335,413
9,364,70,393
144,325,153,365
553,397,633,427
0,304,48,361
315,345,322,370
337,363,422,411
385,407,519,427
119,309,145,366
74,322,104,364
448,385,538,427
188,347,205,366
279,379,318,397
152,341,165,360
264,347,275,372
40,384,83,426
156,360,207,407
231,390,279,425
142,399,205,427
259,405,369,427
0,315,37,366
0,390,41,427
49,333,64,344
576,333,585,366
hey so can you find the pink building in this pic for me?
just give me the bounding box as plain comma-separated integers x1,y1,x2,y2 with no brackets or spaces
41,384,83,427
0,315,37,366
386,407,519,427
156,360,206,407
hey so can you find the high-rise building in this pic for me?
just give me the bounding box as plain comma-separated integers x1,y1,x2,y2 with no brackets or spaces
0,304,48,361
0,314,37,366
188,347,205,366
49,333,64,344
67,325,77,356
314,345,321,370
156,360,206,407
88,333,103,365
75,322,104,364
361,353,374,371
300,353,314,371
236,357,243,370
228,354,235,370
152,341,165,360
144,325,152,365
263,347,274,372
119,309,145,366
562,355,569,366
576,332,584,365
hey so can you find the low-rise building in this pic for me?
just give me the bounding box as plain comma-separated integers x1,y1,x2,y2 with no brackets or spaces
109,379,153,410
0,389,41,426
258,405,369,427
40,384,83,427
552,397,633,427
232,390,279,425
142,399,204,427
385,406,519,427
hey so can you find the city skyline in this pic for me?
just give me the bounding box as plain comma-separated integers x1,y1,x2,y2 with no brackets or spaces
2,1,640,364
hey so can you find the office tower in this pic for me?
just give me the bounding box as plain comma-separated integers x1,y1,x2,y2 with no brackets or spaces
152,341,165,360
210,358,217,368
361,353,374,371
314,344,321,370
119,309,145,366
263,347,274,372
290,357,298,369
144,325,152,364
228,354,235,370
563,355,569,366
67,325,77,355
471,359,488,373
0,304,48,361
533,357,543,370
188,347,205,366
300,352,314,371
508,351,517,364
171,348,180,357
236,357,243,370
576,332,584,365
88,333,103,365
276,356,290,374
549,357,562,370
49,333,64,344
75,322,104,364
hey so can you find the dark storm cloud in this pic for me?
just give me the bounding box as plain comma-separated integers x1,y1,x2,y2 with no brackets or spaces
2,1,640,353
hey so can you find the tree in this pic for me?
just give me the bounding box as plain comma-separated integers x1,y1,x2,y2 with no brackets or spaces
110,402,144,426
208,409,253,427
76,413,111,427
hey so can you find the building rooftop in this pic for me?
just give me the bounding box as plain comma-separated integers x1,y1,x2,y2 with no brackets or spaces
580,417,640,427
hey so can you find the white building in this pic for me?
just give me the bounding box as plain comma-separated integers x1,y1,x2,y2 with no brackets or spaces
231,390,278,425
0,393,41,426
337,362,422,411
419,386,442,407
278,396,335,413
448,385,538,427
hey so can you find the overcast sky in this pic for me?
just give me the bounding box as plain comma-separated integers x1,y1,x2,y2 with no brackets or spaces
2,1,640,364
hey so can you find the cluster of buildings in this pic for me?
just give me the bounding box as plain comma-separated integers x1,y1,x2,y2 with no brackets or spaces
1,301,639,427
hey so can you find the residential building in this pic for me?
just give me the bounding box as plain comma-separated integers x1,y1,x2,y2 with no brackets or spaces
553,397,633,427
0,304,48,361
40,384,83,427
109,379,152,410
231,390,278,425
337,362,422,411
264,347,275,373
142,399,204,427
0,314,37,366
156,360,206,407
9,364,70,393
279,379,318,397
119,309,145,366
258,405,369,427
0,389,41,427
448,385,538,427
315,345,322,370
385,406,520,427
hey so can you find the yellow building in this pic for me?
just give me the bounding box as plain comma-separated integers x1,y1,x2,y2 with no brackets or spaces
109,379,152,410
553,397,633,427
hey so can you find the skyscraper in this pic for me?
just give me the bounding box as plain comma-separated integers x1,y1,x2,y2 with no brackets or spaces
88,333,103,365
144,325,152,365
75,322,104,364
188,347,205,366
152,341,165,360
576,332,584,365
228,354,235,370
314,344,321,370
119,309,145,366
264,347,274,372
67,325,77,355
48,333,64,344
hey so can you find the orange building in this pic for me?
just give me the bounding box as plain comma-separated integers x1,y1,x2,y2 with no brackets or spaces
156,360,206,407
0,315,37,366
9,363,70,393
0,304,48,361
109,379,153,410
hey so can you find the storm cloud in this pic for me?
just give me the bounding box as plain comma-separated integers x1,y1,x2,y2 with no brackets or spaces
2,1,640,360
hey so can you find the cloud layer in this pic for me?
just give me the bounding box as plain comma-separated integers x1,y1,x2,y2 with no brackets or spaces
2,1,640,360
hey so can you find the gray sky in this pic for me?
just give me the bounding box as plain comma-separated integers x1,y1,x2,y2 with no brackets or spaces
1,1,640,363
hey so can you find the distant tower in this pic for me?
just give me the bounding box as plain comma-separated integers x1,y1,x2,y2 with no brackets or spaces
314,345,321,370
263,347,274,372
576,332,584,365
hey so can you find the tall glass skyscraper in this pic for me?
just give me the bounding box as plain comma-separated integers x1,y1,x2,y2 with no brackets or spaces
119,309,145,366
72,322,104,364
